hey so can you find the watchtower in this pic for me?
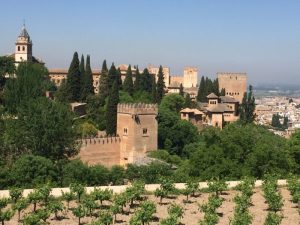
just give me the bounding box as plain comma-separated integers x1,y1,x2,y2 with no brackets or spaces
15,24,32,66
117,103,158,166
183,67,198,88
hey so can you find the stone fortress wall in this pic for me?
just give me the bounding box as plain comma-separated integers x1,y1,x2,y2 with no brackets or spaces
79,103,158,167
217,72,247,103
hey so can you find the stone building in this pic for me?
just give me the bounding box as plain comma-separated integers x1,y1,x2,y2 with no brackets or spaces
11,24,44,67
180,93,239,129
79,103,158,167
217,72,247,103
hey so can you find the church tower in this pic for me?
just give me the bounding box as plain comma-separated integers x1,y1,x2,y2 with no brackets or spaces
15,24,32,65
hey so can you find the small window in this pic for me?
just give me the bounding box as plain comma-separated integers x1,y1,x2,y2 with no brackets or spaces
143,128,148,134
124,128,128,134
22,46,25,51
18,46,20,51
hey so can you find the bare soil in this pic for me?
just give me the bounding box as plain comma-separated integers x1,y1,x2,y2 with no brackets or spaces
5,187,300,225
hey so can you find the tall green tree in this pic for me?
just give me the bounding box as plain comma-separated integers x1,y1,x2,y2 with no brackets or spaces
271,114,281,128
239,85,255,123
156,65,165,103
123,65,134,96
197,76,206,102
79,54,85,79
98,60,109,104
151,76,157,103
140,68,152,93
134,66,141,92
4,97,78,161
81,55,94,101
213,78,219,96
66,52,81,101
179,83,184,96
106,80,119,135
107,63,118,90
184,93,192,108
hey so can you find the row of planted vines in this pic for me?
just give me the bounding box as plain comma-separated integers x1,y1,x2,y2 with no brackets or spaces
0,177,299,225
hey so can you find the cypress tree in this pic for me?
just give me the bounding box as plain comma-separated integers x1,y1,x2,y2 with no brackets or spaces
239,85,255,123
123,65,133,95
106,80,119,136
140,68,152,93
66,52,81,101
179,83,184,96
213,78,219,96
134,66,141,92
184,93,192,108
107,63,118,90
79,54,85,78
220,88,226,96
98,60,109,102
151,75,157,103
81,54,94,101
117,67,123,90
197,76,206,102
204,77,213,97
156,65,165,103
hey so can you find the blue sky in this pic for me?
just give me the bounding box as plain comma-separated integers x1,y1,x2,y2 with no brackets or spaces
1,0,300,85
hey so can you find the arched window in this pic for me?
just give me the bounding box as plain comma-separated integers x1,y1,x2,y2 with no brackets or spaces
22,46,25,51
18,46,20,51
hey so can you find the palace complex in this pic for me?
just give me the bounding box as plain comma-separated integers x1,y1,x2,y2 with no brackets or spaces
3,25,248,165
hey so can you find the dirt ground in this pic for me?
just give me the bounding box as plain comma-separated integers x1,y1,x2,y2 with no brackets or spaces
5,187,300,225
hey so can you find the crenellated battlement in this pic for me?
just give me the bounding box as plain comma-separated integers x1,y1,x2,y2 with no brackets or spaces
117,103,158,115
217,72,247,80
79,136,122,147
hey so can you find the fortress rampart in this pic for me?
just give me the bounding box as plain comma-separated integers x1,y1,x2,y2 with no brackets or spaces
79,103,158,167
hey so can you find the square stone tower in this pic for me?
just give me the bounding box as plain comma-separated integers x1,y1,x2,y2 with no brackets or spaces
15,24,32,66
117,103,158,166
183,67,198,88
217,72,247,103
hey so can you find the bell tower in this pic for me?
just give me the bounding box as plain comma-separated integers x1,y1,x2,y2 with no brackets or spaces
15,23,32,66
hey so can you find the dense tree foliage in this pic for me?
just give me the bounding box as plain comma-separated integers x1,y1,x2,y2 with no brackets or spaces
271,113,288,130
197,76,219,102
187,123,295,179
3,97,78,161
3,62,50,114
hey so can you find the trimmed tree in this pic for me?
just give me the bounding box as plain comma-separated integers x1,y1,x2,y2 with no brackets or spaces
179,83,184,96
239,85,255,123
151,76,157,103
98,60,109,103
106,80,119,135
197,76,206,102
134,66,141,92
66,52,81,101
123,65,134,96
156,65,165,103
140,68,152,93
108,63,118,90
81,54,94,101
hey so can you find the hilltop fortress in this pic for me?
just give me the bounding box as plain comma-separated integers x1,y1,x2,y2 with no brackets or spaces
4,25,248,166
78,103,158,167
